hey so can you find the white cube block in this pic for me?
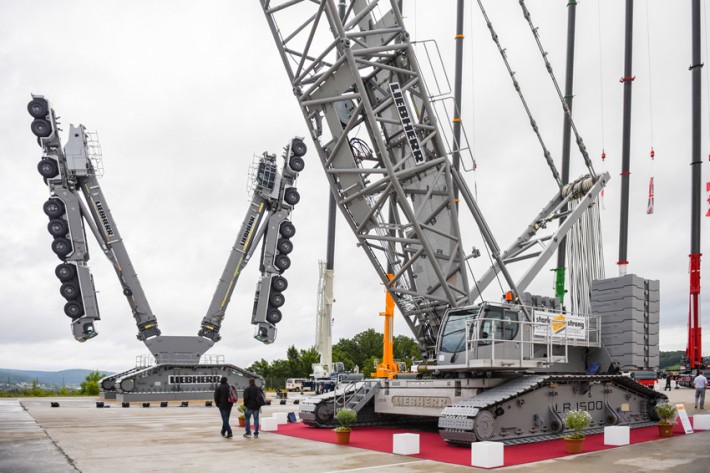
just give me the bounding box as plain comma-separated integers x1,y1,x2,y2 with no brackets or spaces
693,414,710,430
260,417,278,431
273,412,288,425
604,426,630,445
392,433,420,455
471,441,504,469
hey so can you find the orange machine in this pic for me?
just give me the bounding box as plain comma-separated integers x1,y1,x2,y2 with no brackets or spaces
372,274,400,379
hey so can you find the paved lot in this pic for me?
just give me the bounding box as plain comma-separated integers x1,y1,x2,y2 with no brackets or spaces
1,385,709,473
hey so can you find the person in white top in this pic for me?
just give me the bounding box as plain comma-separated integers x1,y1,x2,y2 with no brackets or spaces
692,370,708,409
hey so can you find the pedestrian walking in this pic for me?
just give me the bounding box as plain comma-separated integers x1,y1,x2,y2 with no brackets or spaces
214,376,235,438
243,378,266,438
664,374,672,392
693,370,708,409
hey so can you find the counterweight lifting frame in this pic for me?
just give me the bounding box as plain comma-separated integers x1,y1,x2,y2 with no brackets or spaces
28,95,306,363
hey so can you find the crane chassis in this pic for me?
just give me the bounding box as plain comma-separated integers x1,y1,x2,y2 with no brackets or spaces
259,0,666,443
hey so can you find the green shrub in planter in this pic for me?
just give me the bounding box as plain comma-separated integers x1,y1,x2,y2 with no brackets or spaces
655,403,677,425
564,410,592,439
334,408,357,432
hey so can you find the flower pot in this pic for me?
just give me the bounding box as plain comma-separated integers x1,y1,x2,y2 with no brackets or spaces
238,416,246,428
658,423,674,438
334,429,351,444
564,437,584,454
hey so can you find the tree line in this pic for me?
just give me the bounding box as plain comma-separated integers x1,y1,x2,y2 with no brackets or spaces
247,329,421,389
0,370,106,397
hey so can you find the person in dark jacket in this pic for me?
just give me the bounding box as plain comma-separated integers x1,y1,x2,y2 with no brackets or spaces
664,374,673,391
214,376,233,438
242,378,263,438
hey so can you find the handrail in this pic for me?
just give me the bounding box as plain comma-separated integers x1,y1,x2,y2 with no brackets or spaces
463,308,601,367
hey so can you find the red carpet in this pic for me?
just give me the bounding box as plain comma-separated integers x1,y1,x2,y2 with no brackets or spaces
273,421,692,468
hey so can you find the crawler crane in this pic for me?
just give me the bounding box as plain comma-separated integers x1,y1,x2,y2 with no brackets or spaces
259,0,666,444
27,95,306,401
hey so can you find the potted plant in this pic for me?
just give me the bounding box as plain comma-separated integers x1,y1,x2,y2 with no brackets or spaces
563,410,591,454
655,402,677,437
237,404,247,428
334,408,357,444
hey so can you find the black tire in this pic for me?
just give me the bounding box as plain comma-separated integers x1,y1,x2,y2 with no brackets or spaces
47,219,68,238
274,254,291,272
279,221,296,238
31,119,52,138
28,98,49,118
43,199,65,218
37,159,59,178
51,238,72,258
276,238,293,255
64,300,84,319
289,156,305,172
60,282,81,300
271,275,288,292
55,263,76,282
291,138,307,157
284,188,300,206
266,308,282,325
269,291,285,308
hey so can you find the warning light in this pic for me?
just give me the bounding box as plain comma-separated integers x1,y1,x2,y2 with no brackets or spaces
504,291,513,301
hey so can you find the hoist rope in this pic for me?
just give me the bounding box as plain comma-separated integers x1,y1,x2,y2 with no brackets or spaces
476,0,563,189
645,0,655,148
597,2,607,158
517,0,597,179
645,1,656,215
566,196,605,315
465,259,486,306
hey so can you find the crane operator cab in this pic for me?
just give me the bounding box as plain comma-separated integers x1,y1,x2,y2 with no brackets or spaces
436,299,600,371
437,303,519,368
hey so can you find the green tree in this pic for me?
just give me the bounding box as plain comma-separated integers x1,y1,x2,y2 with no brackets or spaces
353,329,384,368
333,338,360,371
393,335,421,369
79,371,102,396
298,347,321,377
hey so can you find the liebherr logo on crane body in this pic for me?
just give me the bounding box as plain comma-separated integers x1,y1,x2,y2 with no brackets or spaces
95,201,114,236
389,82,424,163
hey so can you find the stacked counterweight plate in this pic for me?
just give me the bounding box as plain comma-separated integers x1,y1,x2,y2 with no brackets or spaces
591,274,660,370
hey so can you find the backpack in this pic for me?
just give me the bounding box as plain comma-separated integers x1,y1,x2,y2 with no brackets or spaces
256,388,266,407
228,385,238,404
287,412,297,423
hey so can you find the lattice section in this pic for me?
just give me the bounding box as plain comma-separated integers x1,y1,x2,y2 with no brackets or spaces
261,0,472,352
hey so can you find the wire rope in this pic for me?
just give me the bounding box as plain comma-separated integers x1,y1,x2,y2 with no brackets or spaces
644,0,656,215
476,0,563,188
566,196,605,315
517,0,597,179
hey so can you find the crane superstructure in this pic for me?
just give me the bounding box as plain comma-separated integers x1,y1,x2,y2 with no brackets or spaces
259,0,665,444
27,95,306,400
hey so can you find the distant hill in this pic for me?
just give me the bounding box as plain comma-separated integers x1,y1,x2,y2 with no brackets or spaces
0,368,112,387
659,350,685,370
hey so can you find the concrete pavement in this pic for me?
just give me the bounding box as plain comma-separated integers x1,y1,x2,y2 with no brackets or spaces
1,385,709,473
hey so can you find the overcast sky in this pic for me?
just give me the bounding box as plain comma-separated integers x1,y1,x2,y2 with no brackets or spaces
1,1,708,373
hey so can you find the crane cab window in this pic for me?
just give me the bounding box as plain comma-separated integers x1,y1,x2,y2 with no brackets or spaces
439,307,479,354
479,306,519,344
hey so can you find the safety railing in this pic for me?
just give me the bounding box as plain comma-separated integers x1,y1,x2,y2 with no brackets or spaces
463,308,601,368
